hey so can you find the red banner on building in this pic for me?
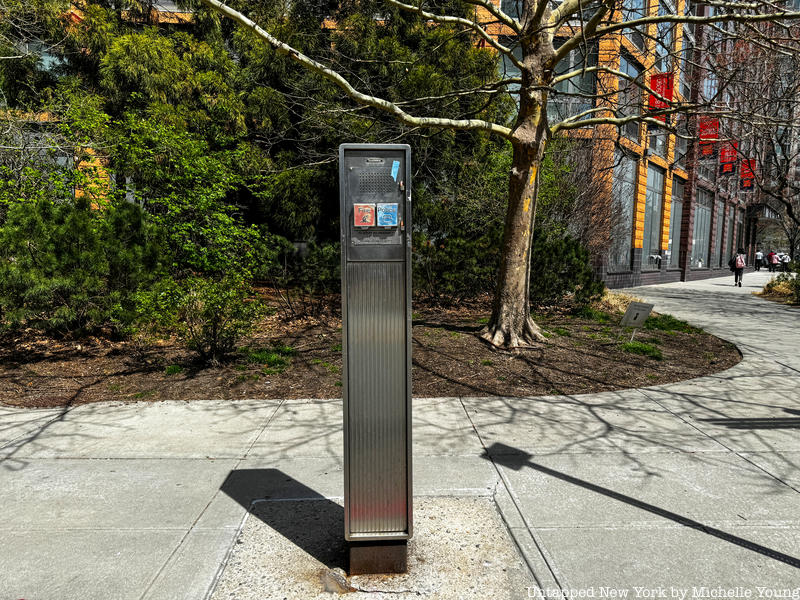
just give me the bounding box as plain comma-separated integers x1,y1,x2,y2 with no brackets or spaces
648,73,674,122
740,159,756,190
698,117,719,159
719,141,738,175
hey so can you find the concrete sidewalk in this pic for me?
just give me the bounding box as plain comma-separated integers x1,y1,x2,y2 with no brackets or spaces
1,270,798,599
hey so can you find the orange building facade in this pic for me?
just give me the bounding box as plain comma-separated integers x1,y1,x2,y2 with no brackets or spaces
483,0,753,288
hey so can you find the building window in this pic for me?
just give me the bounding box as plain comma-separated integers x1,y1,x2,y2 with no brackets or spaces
679,41,694,98
674,114,689,169
608,151,637,271
701,70,719,102
712,199,724,267
696,156,716,183
643,164,666,271
655,1,676,71
737,208,745,250
679,1,695,98
692,189,713,268
549,43,598,123
154,0,183,10
668,177,684,268
618,55,643,141
649,126,667,158
500,0,522,20
498,37,521,98
725,204,735,262
622,0,647,50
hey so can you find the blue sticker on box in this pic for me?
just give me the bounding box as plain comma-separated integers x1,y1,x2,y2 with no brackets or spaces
377,203,399,227
391,160,400,181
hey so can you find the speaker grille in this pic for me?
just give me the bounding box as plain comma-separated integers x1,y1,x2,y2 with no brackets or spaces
359,171,396,194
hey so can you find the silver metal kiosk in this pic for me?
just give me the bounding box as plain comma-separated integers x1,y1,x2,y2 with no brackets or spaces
339,144,412,574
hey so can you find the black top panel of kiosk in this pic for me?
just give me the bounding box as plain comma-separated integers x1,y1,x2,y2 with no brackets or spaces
341,147,408,262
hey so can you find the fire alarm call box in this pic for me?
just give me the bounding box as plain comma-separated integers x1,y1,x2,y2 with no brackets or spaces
354,204,376,227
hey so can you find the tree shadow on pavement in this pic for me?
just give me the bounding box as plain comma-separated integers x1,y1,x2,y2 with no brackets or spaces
481,442,800,569
220,468,347,571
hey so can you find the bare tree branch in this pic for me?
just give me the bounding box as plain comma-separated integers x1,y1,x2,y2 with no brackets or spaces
385,0,522,66
593,9,800,40
548,0,613,68
198,0,514,139
462,0,522,34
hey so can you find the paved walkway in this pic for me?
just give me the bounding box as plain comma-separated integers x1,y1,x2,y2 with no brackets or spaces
1,270,798,599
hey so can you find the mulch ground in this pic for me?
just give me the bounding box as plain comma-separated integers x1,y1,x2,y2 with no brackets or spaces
0,297,741,409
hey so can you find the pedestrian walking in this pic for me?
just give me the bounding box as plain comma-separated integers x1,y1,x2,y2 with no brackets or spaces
755,250,763,271
767,250,779,272
730,247,746,287
781,253,791,272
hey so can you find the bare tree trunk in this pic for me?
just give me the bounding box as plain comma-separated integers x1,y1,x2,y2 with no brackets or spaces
481,27,554,349
482,133,548,349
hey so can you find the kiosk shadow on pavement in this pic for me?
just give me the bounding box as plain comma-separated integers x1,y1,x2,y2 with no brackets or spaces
697,408,800,429
219,468,347,571
481,442,800,570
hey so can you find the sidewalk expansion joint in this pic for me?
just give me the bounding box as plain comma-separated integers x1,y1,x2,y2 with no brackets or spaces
639,388,800,494
137,398,287,600
457,396,566,591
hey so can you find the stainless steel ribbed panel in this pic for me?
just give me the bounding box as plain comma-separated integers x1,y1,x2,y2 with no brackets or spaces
340,143,412,543
346,261,408,535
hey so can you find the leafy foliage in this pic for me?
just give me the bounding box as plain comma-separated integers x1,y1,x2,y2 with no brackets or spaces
762,272,800,304
113,117,264,276
259,238,341,317
413,230,501,301
0,0,605,344
137,275,264,363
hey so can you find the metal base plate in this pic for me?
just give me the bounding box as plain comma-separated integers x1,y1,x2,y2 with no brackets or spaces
348,540,408,575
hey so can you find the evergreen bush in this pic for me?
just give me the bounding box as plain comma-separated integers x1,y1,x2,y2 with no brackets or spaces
529,230,605,306
255,236,341,317
0,185,162,336
412,230,501,302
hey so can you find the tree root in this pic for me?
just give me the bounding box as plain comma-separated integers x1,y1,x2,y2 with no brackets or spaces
479,315,546,351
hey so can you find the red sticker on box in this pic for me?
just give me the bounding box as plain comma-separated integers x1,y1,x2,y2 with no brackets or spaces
354,204,375,227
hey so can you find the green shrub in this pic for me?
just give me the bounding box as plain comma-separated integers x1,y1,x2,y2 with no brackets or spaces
411,227,604,308
620,341,663,360
257,237,340,317
138,275,263,364
529,231,605,306
0,187,162,336
412,230,500,302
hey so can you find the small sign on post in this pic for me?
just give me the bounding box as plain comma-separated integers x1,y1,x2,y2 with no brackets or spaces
620,302,654,342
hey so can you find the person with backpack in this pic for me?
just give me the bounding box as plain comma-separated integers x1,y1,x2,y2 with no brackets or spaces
731,247,746,287
767,250,779,272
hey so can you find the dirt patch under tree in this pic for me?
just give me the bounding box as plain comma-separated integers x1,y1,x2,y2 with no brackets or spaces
0,295,741,409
